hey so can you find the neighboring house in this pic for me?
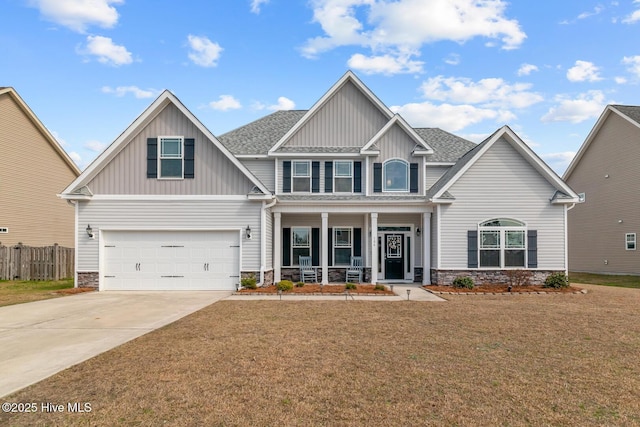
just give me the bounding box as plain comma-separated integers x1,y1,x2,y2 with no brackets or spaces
0,87,80,248
61,72,578,290
564,105,640,275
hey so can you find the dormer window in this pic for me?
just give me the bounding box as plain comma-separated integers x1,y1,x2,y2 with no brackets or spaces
159,136,184,179
383,159,408,192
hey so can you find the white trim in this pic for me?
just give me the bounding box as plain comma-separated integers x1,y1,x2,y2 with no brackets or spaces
361,115,434,155
426,162,456,166
564,205,569,275
271,152,361,158
87,195,253,201
236,154,269,159
436,204,442,269
273,205,431,214
626,233,637,251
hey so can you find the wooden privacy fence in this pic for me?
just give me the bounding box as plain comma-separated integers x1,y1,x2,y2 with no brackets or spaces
0,244,74,281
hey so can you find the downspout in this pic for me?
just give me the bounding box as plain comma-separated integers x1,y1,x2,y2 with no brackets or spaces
260,197,277,286
66,199,79,288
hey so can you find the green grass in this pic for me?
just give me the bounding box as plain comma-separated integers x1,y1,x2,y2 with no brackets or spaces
0,278,76,307
570,272,640,289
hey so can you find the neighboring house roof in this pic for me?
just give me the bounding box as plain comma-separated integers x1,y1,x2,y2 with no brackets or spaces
0,87,81,177
564,104,640,180
61,90,270,198
429,126,579,204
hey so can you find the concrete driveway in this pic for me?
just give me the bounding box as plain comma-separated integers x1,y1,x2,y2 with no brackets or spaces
0,291,231,398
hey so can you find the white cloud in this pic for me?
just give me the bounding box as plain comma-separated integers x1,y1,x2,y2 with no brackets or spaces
622,55,640,77
208,95,242,111
615,76,628,84
29,0,123,33
390,101,515,132
101,86,159,98
541,151,577,173
84,140,106,152
81,35,132,66
68,151,82,166
268,97,296,110
420,76,543,109
50,130,67,147
623,2,640,23
347,52,424,75
444,53,460,65
517,63,538,76
301,0,525,75
577,5,604,20
187,35,223,67
541,90,607,123
566,60,603,82
250,0,269,14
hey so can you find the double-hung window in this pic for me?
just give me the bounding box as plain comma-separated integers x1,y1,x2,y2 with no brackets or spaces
292,227,311,263
159,136,183,179
479,219,526,268
333,227,352,265
626,233,637,250
292,161,311,192
334,161,353,193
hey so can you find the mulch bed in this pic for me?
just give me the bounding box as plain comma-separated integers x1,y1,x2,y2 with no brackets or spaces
54,287,95,295
237,284,395,295
424,284,585,294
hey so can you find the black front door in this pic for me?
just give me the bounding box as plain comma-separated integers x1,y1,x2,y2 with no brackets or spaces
384,233,404,280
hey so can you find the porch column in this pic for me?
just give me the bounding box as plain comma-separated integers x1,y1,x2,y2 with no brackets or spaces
422,212,431,285
363,213,369,266
274,212,281,282
370,213,378,284
321,212,329,284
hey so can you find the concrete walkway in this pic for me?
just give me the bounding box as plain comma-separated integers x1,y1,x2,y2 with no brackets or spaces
0,291,231,398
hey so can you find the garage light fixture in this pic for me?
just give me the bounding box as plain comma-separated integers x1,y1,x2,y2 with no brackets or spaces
86,224,94,239
245,225,252,240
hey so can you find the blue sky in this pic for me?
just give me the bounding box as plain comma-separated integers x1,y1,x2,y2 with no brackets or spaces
3,0,640,173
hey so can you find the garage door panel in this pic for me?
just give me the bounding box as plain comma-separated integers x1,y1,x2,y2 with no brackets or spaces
102,230,240,291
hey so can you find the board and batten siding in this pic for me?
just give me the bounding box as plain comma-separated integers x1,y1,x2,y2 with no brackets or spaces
438,138,567,270
76,199,262,271
284,81,388,148
241,159,275,192
0,92,78,247
87,103,254,195
566,112,640,274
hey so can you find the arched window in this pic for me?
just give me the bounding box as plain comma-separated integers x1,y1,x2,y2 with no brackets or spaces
478,218,526,268
383,159,408,192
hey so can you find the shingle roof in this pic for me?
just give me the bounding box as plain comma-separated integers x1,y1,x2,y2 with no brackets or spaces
611,105,640,124
219,110,476,163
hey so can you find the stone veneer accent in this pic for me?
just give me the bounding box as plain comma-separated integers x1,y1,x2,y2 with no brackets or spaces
241,270,274,287
281,267,372,283
77,271,99,289
431,269,560,286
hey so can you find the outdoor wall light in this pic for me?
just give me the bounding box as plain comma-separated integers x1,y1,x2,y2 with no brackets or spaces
416,227,421,237
245,225,252,240
86,224,94,239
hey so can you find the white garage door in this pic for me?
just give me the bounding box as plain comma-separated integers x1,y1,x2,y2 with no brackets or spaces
102,230,240,291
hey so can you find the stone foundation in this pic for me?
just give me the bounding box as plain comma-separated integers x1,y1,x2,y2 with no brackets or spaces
77,271,99,289
241,270,274,287
431,269,559,286
280,267,372,283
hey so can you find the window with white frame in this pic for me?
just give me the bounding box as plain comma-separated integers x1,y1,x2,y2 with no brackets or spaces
292,161,311,192
333,227,352,265
626,233,636,250
159,136,183,178
334,161,353,193
292,227,311,264
383,159,408,192
479,218,526,268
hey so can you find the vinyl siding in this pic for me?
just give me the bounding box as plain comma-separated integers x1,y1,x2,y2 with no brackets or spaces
265,207,273,269
241,159,275,192
87,103,254,195
77,199,262,271
426,166,450,190
0,93,78,247
283,81,388,148
566,113,640,274
439,138,566,270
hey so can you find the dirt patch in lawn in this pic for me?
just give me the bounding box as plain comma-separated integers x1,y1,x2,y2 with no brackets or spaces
424,284,584,294
238,284,395,295
2,284,640,426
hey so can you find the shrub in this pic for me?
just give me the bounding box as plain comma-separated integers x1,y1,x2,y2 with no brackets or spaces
505,269,533,287
452,276,474,289
543,272,569,289
374,284,385,291
345,283,357,290
276,280,293,292
240,275,257,289
295,281,305,287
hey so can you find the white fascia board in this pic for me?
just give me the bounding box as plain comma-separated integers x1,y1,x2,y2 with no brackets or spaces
269,152,361,158
361,115,434,154
426,162,456,166
235,154,269,159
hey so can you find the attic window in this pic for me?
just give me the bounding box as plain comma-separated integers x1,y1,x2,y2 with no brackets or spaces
159,136,184,179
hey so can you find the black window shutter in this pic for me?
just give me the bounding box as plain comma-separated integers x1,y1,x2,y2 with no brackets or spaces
312,161,320,193
468,230,478,268
282,161,291,193
527,230,538,268
282,228,291,266
353,228,362,257
328,228,333,266
312,228,320,266
409,163,419,193
354,161,362,193
147,138,158,178
184,138,195,179
324,161,333,193
373,163,382,193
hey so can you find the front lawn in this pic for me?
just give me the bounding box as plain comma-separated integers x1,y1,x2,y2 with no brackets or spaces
0,278,86,307
570,272,640,289
2,284,640,426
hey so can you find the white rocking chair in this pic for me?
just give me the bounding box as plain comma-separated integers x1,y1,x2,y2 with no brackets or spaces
299,256,318,283
345,256,363,283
